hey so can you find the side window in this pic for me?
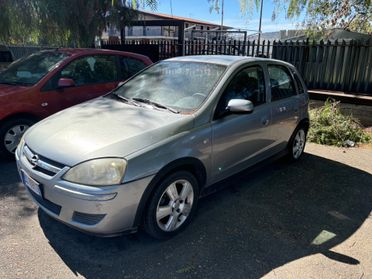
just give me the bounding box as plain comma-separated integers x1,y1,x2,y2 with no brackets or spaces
214,66,265,117
268,65,296,101
293,72,305,94
119,57,147,80
43,55,117,90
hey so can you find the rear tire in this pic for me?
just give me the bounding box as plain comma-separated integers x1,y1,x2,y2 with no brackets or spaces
144,171,199,240
0,118,35,159
286,125,307,161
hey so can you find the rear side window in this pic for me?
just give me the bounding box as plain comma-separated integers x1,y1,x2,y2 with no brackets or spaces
119,57,147,80
268,65,296,101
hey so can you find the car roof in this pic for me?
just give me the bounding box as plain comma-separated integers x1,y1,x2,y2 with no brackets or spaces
38,48,152,62
167,55,293,68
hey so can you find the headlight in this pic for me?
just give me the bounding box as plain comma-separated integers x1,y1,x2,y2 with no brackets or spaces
63,158,127,186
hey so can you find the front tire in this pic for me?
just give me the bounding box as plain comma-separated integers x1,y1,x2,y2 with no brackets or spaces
144,171,199,240
0,118,34,159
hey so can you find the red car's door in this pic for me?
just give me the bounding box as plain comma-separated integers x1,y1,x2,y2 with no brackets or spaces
39,54,119,114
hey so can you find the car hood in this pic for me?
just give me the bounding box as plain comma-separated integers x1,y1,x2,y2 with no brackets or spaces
25,97,194,166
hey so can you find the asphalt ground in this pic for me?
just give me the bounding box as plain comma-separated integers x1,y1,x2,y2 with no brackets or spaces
0,143,371,279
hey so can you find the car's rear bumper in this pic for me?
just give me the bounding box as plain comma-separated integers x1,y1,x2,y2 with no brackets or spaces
15,146,154,236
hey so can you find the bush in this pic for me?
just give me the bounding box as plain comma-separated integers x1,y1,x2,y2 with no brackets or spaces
308,99,371,147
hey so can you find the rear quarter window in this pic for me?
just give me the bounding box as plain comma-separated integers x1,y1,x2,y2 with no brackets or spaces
119,57,147,80
293,72,305,94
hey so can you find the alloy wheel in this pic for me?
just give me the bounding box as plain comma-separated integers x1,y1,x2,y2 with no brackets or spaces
156,179,195,232
4,124,29,154
292,129,306,159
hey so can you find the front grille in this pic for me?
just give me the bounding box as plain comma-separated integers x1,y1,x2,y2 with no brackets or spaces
72,211,106,225
23,145,65,177
27,186,62,215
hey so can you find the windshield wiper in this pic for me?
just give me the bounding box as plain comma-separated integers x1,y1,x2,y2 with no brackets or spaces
132,98,179,114
110,93,141,107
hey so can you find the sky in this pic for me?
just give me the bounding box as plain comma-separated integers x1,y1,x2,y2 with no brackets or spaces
143,0,305,34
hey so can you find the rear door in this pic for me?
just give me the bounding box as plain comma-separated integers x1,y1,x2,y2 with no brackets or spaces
267,64,300,148
40,54,119,113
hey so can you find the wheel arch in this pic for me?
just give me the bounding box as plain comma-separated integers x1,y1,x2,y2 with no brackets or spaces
132,157,207,228
298,117,310,132
0,112,41,127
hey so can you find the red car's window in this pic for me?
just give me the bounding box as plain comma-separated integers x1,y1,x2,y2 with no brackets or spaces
43,55,118,90
119,57,147,80
0,51,68,86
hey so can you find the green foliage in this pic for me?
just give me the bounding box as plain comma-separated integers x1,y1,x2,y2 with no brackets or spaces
0,0,157,47
279,0,372,34
308,100,371,147
208,0,259,15
209,0,371,34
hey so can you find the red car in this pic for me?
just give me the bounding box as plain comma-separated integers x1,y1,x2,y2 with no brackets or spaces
0,48,152,157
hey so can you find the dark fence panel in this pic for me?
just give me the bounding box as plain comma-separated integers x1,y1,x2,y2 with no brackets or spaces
272,39,372,94
101,43,160,62
107,38,372,95
101,39,179,61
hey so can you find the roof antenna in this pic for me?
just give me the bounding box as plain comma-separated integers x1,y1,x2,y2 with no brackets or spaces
170,0,173,17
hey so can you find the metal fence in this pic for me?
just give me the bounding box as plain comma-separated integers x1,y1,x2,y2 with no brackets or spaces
102,38,372,95
8,39,372,95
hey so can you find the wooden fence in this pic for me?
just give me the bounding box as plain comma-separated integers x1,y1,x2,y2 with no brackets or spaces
102,38,372,95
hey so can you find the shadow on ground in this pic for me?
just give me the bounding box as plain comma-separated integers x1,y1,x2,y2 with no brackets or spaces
0,158,38,239
36,153,372,279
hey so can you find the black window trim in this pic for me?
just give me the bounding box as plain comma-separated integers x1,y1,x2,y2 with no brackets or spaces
291,69,305,94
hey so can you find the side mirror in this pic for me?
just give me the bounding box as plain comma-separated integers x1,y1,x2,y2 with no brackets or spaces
117,81,125,88
58,78,75,88
226,99,254,113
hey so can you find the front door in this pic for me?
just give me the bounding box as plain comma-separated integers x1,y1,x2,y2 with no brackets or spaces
39,55,119,114
211,65,273,183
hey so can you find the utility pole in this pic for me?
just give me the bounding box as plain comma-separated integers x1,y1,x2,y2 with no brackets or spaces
219,0,224,41
257,0,264,55
220,0,224,31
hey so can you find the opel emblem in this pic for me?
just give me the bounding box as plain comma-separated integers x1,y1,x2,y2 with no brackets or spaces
30,154,39,168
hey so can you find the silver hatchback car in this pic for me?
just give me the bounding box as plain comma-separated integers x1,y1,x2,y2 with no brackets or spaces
16,56,309,239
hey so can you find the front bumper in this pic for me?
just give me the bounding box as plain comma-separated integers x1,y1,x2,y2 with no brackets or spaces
15,146,154,236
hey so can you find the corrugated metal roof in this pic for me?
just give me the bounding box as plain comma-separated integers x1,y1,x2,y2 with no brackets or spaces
138,10,231,29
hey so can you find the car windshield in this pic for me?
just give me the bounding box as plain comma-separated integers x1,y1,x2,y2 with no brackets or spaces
112,61,226,112
0,51,68,86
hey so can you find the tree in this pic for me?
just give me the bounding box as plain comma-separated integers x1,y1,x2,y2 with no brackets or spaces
283,0,372,34
209,0,372,34
0,0,158,46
